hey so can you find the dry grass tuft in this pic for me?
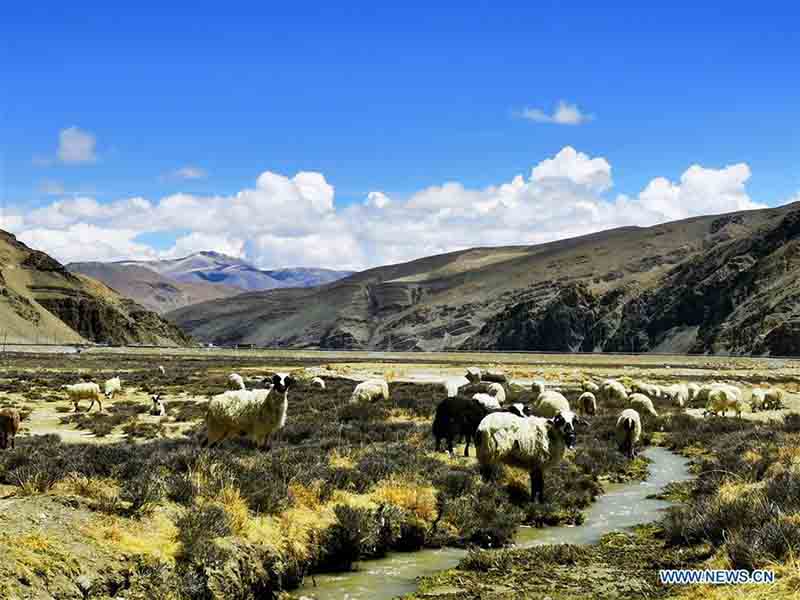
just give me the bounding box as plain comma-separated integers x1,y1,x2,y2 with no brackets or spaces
372,476,438,522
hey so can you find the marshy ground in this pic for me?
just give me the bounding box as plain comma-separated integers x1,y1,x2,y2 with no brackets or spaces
0,348,799,599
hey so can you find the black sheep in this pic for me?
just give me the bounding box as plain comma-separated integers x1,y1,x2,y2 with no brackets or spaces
432,395,491,457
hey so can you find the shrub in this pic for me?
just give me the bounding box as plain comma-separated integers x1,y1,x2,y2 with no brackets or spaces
176,504,233,560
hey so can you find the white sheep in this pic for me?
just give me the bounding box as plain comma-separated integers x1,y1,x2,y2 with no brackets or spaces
65,382,104,412
631,382,662,400
104,376,123,400
149,393,166,416
473,393,502,411
477,410,578,502
482,369,508,384
158,365,166,376
465,367,483,384
531,380,547,398
311,376,326,390
662,384,689,408
532,390,570,418
228,373,246,391
350,379,390,403
763,387,786,410
748,388,766,412
600,379,628,404
487,382,507,404
577,391,597,416
205,373,294,448
687,383,701,404
705,386,745,418
616,409,642,458
695,383,740,407
582,380,599,394
629,393,658,417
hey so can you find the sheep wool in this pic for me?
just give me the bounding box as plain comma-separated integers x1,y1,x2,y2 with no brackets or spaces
65,382,104,412
206,388,288,447
473,393,502,411
486,382,507,404
632,382,662,400
104,377,122,400
351,379,389,403
616,409,642,458
706,387,745,418
764,388,785,410
629,393,658,417
0,408,21,450
600,379,628,403
531,380,547,398
582,380,599,394
578,392,597,416
311,377,326,390
533,391,570,418
465,367,483,384
228,373,246,391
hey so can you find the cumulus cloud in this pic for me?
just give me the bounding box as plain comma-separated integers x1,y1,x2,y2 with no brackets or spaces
520,101,593,125
4,147,772,270
57,126,97,164
167,166,208,180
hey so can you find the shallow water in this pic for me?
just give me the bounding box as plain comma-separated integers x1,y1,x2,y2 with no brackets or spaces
295,446,692,600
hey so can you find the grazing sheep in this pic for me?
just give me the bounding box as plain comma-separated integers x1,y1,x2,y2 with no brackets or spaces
695,383,741,408
582,380,600,394
158,365,166,376
578,392,597,416
532,390,570,418
482,369,508,384
616,409,642,459
443,377,469,397
687,383,701,404
0,408,21,450
487,382,507,404
149,394,166,417
763,388,786,410
350,379,390,403
662,384,689,408
632,382,662,400
311,376,326,390
705,386,745,418
205,373,294,448
228,373,246,391
104,377,123,400
600,379,628,404
473,393,502,411
531,380,547,398
629,393,658,417
465,367,483,384
748,388,767,412
477,410,578,502
65,382,104,412
501,403,527,418
432,396,491,457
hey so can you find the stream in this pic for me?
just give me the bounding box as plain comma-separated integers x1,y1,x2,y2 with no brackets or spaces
295,446,693,600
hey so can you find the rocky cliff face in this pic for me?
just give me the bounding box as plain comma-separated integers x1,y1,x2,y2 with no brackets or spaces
0,230,190,345
169,202,800,355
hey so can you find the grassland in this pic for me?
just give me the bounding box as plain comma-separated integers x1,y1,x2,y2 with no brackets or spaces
0,349,799,599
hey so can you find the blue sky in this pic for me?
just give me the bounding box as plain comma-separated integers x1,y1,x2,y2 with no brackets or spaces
1,3,799,269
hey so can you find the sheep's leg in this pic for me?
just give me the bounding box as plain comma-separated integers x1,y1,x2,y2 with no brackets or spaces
530,467,545,503
463,435,471,458
435,437,441,452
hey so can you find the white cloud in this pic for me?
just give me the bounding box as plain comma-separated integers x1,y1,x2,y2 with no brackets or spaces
5,147,773,270
520,101,593,125
57,126,97,164
169,166,208,180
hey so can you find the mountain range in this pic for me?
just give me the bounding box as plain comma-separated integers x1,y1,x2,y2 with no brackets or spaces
68,252,353,314
167,202,800,356
0,230,189,346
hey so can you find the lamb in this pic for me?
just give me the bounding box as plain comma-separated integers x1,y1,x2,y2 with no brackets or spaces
531,380,547,398
582,380,600,394
228,373,246,391
465,367,483,384
104,377,123,400
482,369,508,384
763,387,785,410
477,410,578,502
616,409,642,459
0,408,21,450
600,379,628,404
487,382,507,404
705,386,745,418
531,390,570,418
65,382,104,412
577,391,597,416
473,393,502,411
149,394,166,417
631,381,662,400
311,376,326,390
204,373,294,448
662,384,689,408
432,396,491,456
628,393,658,417
350,379,390,403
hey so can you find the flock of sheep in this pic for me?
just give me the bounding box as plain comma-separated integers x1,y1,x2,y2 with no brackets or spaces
0,360,790,506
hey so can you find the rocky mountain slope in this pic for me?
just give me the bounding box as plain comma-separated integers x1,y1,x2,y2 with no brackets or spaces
0,230,190,345
167,202,800,356
114,251,353,292
67,262,240,314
